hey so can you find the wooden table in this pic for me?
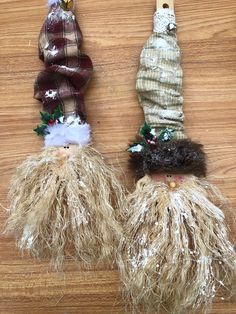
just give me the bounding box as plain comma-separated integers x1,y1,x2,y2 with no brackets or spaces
0,0,235,313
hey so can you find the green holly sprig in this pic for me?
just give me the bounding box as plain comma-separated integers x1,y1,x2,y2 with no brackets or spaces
128,122,175,153
34,106,63,137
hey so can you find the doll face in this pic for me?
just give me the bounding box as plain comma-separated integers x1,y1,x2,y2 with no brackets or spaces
152,174,185,189
53,145,78,159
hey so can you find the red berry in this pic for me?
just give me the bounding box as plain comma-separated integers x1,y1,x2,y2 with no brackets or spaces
48,119,55,126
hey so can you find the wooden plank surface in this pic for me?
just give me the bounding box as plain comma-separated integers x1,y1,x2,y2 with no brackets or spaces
0,0,235,312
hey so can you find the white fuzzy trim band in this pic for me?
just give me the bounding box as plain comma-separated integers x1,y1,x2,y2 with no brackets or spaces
44,123,91,147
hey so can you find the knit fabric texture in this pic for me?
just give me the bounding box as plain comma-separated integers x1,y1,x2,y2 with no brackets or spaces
136,9,185,139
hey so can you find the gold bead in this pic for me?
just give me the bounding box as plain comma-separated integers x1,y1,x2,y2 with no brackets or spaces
169,181,177,189
59,0,74,11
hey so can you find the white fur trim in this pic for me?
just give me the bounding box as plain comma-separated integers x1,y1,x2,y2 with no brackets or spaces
44,123,91,147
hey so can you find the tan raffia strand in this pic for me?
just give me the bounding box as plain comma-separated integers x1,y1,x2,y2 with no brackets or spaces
5,146,125,269
119,175,236,313
118,7,236,314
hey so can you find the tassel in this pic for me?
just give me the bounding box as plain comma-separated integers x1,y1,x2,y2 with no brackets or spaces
5,1,124,268
119,4,236,313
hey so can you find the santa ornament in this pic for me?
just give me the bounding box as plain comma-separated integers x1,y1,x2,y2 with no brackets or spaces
119,0,236,312
5,0,124,268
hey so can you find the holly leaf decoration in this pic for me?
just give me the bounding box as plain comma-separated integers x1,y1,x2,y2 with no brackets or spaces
34,106,64,137
40,111,52,124
140,122,157,142
52,106,63,121
128,125,175,154
34,124,49,137
140,122,151,137
39,106,63,124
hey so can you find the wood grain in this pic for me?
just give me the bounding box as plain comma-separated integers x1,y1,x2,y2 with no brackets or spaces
0,0,235,312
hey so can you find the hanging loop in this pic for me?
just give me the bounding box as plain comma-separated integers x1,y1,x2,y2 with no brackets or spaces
156,0,174,10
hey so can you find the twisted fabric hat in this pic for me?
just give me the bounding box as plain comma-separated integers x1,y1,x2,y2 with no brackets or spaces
34,0,92,146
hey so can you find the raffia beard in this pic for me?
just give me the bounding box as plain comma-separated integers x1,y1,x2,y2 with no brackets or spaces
118,175,236,313
5,146,124,269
